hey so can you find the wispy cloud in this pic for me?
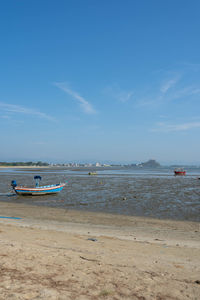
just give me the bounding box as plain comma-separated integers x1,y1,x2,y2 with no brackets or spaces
0,114,11,120
170,86,200,100
160,76,180,94
0,102,54,121
136,69,200,108
152,121,200,132
54,82,97,114
104,84,134,102
180,62,200,72
136,96,162,107
117,91,134,102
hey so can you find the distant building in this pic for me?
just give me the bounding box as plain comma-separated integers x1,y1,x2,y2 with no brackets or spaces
95,162,101,167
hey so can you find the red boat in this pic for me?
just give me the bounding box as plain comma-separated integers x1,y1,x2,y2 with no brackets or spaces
174,169,186,176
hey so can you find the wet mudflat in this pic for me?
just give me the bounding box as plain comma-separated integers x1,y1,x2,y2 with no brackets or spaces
0,168,200,222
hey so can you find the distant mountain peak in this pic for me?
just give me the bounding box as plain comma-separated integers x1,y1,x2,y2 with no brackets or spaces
139,159,160,168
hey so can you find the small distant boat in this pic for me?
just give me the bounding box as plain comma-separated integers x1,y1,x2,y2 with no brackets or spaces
11,176,66,196
88,172,97,175
174,169,186,176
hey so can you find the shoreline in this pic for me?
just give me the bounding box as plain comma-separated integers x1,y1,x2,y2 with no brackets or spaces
0,202,199,299
0,201,199,245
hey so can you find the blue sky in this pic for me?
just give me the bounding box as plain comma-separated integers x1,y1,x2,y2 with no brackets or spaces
0,0,200,164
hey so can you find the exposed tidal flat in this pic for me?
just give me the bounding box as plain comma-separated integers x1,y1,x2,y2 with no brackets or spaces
0,167,200,222
0,168,200,299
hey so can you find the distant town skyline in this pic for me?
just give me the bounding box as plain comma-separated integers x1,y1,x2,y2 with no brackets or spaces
1,158,200,168
1,1,200,164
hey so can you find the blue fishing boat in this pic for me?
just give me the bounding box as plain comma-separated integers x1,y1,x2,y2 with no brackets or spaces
11,176,66,196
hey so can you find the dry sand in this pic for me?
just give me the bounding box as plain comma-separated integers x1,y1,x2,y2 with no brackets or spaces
0,202,199,300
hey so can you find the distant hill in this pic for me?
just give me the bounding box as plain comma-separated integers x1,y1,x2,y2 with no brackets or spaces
139,159,161,168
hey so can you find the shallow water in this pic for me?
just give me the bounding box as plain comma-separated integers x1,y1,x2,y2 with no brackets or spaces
0,168,200,222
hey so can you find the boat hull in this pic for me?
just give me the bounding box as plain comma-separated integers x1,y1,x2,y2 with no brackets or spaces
174,171,186,176
14,183,66,196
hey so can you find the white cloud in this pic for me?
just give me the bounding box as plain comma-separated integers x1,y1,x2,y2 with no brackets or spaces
118,91,134,102
160,77,180,94
104,84,134,102
54,82,97,114
0,114,11,119
191,88,200,95
152,121,200,132
167,86,200,101
136,96,161,107
137,78,200,108
0,102,54,121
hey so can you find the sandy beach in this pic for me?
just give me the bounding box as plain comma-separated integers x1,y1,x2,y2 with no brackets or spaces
0,202,199,300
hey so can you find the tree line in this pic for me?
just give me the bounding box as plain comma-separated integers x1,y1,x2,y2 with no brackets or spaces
0,161,49,166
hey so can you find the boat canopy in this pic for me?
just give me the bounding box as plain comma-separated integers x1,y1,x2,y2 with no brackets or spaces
34,176,42,180
11,180,17,188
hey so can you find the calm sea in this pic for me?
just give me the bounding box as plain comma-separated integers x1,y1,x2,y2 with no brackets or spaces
0,167,200,222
